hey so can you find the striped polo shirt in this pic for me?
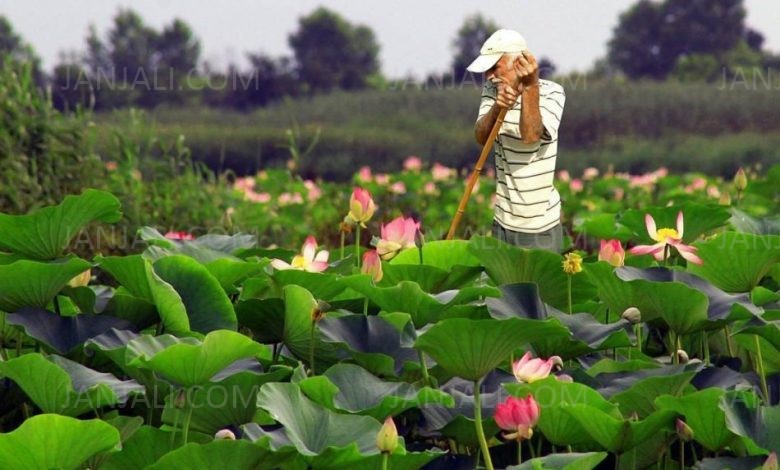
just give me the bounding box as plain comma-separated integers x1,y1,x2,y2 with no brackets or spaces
477,79,566,233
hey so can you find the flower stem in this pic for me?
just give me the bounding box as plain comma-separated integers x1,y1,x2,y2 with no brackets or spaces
340,230,345,260
723,326,735,357
309,322,316,376
567,275,572,314
355,225,362,268
703,332,710,365
679,439,685,469
418,350,431,387
181,401,194,445
754,335,770,403
635,324,643,357
517,439,522,466
473,379,494,470
381,452,389,470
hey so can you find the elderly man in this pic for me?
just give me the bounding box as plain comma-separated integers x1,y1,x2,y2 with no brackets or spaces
468,29,566,252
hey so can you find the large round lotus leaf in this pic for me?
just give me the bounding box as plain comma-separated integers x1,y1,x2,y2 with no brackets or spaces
146,440,291,470
281,284,342,371
154,255,237,333
687,232,780,293
467,236,595,311
98,255,190,334
0,414,120,470
414,317,569,381
562,406,676,454
254,382,382,456
205,258,267,295
619,203,730,244
0,257,92,312
508,452,608,470
655,388,737,451
0,353,144,416
298,363,453,419
390,240,480,268
100,426,178,470
0,189,121,260
127,329,268,387
381,264,482,294
273,270,347,301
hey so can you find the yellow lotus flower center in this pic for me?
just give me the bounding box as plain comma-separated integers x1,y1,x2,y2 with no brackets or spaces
291,255,307,269
654,228,679,243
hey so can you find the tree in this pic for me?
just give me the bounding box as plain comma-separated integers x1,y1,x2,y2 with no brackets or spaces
288,7,380,93
0,15,40,73
156,19,201,72
106,9,157,80
608,0,755,80
451,14,500,80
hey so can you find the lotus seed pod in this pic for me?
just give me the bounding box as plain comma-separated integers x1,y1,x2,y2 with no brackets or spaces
676,349,689,364
214,429,236,440
621,307,641,324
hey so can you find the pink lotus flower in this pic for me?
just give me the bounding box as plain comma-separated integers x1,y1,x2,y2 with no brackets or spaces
361,250,383,283
614,187,625,201
348,187,376,226
598,239,625,267
570,178,583,193
165,231,194,241
358,166,373,182
233,176,256,192
423,182,437,194
512,351,563,383
583,167,599,180
375,216,420,260
494,395,539,441
245,191,271,204
278,192,303,206
374,173,390,185
628,212,703,265
403,156,422,171
271,236,329,272
304,180,322,201
390,182,406,194
431,163,455,181
557,169,570,182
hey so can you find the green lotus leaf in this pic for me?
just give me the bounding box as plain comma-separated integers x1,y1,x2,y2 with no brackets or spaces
97,255,190,334
722,391,780,454
341,275,498,328
0,353,144,416
235,298,286,344
100,426,178,470
254,382,383,456
145,440,292,470
162,365,292,435
139,227,256,263
586,358,661,376
381,264,481,293
102,291,158,330
687,232,780,292
752,286,780,306
468,236,596,311
5,307,134,354
414,317,570,381
87,415,144,470
732,318,780,353
154,255,237,333
295,444,443,470
0,257,92,312
298,363,453,419
619,203,730,244
577,212,634,241
562,405,676,454
0,189,121,260
273,270,347,300
608,368,697,418
282,284,351,371
318,314,420,377
390,239,480,268
205,258,267,295
655,388,739,451
508,452,608,470
0,414,120,470
505,377,622,447
127,329,269,387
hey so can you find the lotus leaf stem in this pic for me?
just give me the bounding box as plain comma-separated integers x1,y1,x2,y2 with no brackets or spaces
754,335,769,403
181,401,194,444
567,275,572,314
381,452,389,470
517,439,522,466
355,225,361,269
418,350,431,387
472,379,494,470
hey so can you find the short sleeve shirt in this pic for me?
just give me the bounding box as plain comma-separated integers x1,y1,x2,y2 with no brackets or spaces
477,79,566,233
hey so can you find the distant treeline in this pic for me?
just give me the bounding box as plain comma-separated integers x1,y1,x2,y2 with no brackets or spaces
91,80,780,180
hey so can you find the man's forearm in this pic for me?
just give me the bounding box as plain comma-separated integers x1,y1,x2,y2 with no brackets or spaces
520,84,543,144
474,103,503,146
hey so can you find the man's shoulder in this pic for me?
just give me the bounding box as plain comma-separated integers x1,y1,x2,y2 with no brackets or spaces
539,79,565,96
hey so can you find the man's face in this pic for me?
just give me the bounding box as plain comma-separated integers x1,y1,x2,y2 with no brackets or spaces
487,54,519,84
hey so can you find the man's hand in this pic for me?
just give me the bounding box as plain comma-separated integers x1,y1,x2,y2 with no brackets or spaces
514,51,539,87
495,78,521,109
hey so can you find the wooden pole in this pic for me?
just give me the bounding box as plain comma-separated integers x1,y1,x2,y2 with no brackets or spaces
446,107,508,240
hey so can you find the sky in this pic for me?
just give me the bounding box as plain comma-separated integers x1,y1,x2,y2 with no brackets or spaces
2,0,779,78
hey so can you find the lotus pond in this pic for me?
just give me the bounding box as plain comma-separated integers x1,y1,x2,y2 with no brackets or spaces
0,167,778,469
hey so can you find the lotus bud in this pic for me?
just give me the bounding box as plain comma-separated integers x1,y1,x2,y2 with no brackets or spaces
621,307,641,324
174,389,186,409
214,429,236,440
68,269,91,288
719,191,731,206
676,349,689,364
376,417,399,453
734,168,748,192
763,452,778,470
361,250,383,283
675,419,694,442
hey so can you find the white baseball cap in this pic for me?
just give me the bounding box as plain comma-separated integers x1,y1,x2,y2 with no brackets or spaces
466,29,528,73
